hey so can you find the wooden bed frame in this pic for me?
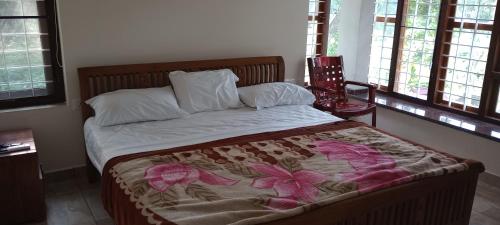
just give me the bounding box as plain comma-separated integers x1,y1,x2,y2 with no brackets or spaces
78,56,484,225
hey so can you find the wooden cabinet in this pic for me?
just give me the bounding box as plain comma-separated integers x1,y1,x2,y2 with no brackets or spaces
0,129,45,224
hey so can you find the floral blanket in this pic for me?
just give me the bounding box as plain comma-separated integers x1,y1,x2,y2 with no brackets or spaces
102,121,469,225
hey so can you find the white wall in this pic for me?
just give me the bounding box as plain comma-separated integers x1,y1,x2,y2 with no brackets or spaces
354,0,375,83
351,1,500,176
0,0,309,172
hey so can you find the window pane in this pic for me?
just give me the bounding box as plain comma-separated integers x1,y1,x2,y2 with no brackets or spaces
436,0,497,112
0,0,46,17
0,19,25,33
305,19,319,82
395,0,441,100
306,0,322,59
305,0,330,83
0,1,23,17
31,65,52,82
308,0,319,17
26,34,49,50
0,68,6,84
368,0,398,90
22,0,46,17
25,18,48,34
497,86,500,114
7,67,31,84
3,35,27,50
0,16,54,100
306,21,319,59
5,51,29,67
327,0,343,56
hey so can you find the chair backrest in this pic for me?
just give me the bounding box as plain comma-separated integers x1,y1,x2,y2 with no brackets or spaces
307,56,348,104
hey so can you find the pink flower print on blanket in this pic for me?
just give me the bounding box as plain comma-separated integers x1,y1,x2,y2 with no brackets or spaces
314,140,411,192
250,163,328,210
314,140,396,170
145,163,238,192
341,168,411,192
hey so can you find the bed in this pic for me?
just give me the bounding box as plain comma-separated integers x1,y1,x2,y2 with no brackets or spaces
79,56,484,225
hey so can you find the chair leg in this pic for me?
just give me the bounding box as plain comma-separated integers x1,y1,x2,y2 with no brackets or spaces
371,109,377,127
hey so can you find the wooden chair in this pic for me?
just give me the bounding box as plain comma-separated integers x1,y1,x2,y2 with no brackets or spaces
307,56,377,126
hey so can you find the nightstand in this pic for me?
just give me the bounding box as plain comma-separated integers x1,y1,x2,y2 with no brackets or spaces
0,129,45,224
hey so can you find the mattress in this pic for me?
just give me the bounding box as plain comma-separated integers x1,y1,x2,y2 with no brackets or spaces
84,105,342,173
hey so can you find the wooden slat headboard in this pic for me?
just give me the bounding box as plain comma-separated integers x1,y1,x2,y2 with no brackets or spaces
78,56,285,121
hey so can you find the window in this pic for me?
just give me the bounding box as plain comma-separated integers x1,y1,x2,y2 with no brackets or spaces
395,0,441,100
305,0,342,83
368,0,398,91
434,0,497,112
368,0,500,122
369,0,440,98
0,0,64,109
305,0,329,84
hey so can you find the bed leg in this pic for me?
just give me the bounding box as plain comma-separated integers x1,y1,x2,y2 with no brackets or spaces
372,109,377,127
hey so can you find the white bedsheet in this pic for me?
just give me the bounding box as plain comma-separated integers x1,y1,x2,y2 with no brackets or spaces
84,105,342,173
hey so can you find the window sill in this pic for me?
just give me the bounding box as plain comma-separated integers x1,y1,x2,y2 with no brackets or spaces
350,91,500,143
0,103,65,114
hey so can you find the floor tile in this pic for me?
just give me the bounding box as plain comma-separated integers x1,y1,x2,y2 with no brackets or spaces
470,211,500,225
82,187,110,221
45,191,96,225
45,179,80,196
95,218,114,225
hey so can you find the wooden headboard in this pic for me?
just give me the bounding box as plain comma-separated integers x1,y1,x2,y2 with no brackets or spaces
78,56,285,121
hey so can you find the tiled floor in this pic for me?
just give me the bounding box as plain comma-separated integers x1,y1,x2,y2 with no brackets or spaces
27,171,113,225
26,172,500,225
471,175,500,225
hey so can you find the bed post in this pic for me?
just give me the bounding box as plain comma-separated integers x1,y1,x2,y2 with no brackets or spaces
78,68,99,183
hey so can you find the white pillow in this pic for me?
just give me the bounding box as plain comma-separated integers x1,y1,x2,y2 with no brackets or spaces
238,82,316,110
169,69,243,114
86,86,187,126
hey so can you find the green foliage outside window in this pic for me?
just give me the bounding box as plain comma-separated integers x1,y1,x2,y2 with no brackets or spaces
327,0,343,56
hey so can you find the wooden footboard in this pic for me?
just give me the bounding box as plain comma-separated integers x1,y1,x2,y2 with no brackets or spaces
268,160,484,225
